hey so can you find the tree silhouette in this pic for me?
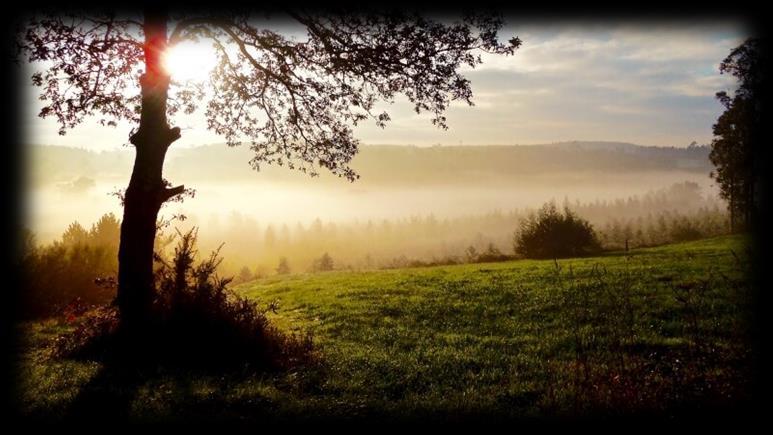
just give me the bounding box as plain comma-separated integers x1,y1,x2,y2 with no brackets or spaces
16,8,519,333
311,252,334,272
62,221,89,246
710,37,766,232
276,257,291,275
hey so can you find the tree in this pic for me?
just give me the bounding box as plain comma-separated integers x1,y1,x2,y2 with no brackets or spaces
263,225,276,249
311,252,334,272
276,257,291,275
17,8,519,332
62,221,89,246
710,38,767,232
89,212,121,249
237,265,254,283
465,245,478,263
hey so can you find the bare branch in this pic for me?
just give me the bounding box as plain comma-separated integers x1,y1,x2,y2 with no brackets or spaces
161,185,186,202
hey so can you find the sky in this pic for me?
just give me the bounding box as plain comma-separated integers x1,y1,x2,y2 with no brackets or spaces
19,18,750,151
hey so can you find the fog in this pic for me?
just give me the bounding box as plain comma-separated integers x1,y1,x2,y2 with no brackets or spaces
25,142,726,275
28,172,718,243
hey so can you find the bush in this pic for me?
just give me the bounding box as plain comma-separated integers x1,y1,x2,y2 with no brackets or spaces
19,216,120,319
53,228,316,371
462,243,512,264
669,218,704,242
473,243,511,263
514,202,602,259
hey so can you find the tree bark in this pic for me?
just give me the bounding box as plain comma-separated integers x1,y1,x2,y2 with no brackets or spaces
116,7,181,333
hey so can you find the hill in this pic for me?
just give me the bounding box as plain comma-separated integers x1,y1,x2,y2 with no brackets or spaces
28,141,712,188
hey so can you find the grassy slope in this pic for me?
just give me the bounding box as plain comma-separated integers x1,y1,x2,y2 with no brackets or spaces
18,235,753,422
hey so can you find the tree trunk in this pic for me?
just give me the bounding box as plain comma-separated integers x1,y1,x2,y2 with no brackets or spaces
116,8,182,333
746,174,754,230
749,173,755,230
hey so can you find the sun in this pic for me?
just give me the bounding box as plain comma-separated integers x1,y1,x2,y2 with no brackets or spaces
162,41,218,82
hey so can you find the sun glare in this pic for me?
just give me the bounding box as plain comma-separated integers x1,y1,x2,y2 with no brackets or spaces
162,41,218,82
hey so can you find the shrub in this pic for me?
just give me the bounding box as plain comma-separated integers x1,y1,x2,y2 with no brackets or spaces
669,218,704,242
474,243,511,263
514,202,602,259
462,243,512,264
53,228,316,371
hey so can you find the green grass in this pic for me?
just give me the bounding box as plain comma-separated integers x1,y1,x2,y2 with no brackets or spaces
16,235,754,422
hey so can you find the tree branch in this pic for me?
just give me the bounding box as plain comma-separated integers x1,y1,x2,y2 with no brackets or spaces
161,184,185,202
169,17,216,45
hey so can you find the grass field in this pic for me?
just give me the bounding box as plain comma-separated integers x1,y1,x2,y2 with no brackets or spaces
16,235,755,422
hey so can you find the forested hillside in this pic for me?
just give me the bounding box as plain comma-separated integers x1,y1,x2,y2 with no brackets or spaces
28,142,712,187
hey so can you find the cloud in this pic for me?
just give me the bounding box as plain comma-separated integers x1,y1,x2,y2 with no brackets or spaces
23,21,750,149
599,104,653,116
449,23,746,145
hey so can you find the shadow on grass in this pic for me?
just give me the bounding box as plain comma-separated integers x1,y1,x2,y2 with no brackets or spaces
58,348,324,423
62,359,142,422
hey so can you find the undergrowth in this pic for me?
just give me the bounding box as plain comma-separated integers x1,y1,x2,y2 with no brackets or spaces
50,228,316,372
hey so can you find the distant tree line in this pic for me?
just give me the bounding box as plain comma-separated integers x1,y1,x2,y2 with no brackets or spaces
595,207,727,250
28,142,713,189
177,181,728,275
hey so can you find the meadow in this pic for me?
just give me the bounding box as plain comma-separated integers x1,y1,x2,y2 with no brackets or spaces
16,235,754,422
